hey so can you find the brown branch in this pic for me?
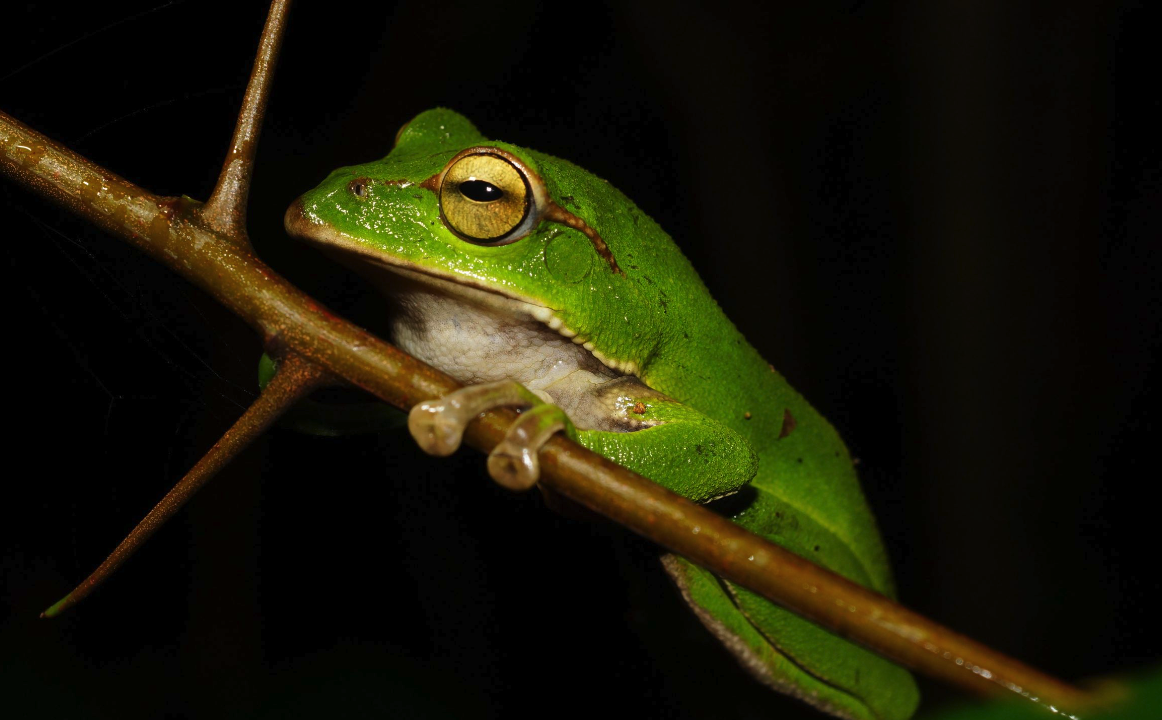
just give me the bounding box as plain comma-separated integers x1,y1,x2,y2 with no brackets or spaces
40,352,329,618
0,4,1098,714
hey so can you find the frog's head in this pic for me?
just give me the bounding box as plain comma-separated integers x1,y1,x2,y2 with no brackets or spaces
286,108,660,377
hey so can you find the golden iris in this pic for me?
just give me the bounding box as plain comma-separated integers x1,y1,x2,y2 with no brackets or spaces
440,153,530,242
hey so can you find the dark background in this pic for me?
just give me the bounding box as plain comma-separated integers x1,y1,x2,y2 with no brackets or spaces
1,1,1158,718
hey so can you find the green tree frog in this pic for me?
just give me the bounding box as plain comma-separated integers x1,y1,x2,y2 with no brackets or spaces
284,108,920,720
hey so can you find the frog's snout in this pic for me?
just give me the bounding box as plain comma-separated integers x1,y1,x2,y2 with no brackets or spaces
283,197,310,239
284,196,354,255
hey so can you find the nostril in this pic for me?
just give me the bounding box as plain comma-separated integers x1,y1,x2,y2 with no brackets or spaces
348,178,370,199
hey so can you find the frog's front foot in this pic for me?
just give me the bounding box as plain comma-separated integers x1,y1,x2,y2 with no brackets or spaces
407,381,574,491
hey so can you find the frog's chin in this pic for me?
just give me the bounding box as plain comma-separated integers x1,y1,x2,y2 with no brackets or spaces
284,199,640,377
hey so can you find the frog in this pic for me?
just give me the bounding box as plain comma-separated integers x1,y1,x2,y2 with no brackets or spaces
283,108,920,720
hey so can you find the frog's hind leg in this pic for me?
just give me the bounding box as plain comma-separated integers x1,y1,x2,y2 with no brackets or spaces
661,555,876,720
407,380,577,490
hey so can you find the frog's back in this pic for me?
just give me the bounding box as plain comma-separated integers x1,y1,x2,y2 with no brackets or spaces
530,148,919,718
529,148,892,590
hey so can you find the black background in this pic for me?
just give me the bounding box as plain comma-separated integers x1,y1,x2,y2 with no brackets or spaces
1,2,1159,718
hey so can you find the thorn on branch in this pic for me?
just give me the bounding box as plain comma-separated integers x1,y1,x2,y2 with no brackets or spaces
199,0,292,243
40,350,328,618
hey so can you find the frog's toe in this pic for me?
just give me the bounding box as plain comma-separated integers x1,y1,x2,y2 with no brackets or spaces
486,445,537,490
407,400,466,456
486,404,571,490
407,380,553,460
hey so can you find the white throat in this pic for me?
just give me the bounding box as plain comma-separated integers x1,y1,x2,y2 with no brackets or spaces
384,274,626,426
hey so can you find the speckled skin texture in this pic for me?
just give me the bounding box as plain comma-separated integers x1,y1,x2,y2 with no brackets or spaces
286,109,919,719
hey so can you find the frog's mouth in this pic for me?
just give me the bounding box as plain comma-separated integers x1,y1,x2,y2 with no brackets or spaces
284,199,640,377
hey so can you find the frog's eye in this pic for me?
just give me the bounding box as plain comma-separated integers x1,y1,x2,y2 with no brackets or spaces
439,152,532,244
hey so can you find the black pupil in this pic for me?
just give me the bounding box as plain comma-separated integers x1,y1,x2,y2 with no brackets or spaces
459,179,503,202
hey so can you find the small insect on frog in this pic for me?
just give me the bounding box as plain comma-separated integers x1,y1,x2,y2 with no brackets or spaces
284,109,919,720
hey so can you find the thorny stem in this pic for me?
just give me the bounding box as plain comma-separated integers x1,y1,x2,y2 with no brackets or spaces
0,1,1098,714
198,0,289,242
41,352,329,618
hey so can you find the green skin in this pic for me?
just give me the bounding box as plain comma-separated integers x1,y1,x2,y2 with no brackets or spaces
287,109,919,720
